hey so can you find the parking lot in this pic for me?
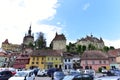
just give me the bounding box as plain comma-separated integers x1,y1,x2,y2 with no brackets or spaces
35,77,51,80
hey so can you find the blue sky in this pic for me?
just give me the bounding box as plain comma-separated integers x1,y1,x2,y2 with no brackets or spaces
55,0,120,40
0,0,120,48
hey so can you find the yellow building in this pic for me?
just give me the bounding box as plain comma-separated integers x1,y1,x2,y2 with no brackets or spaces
2,39,21,52
26,50,63,70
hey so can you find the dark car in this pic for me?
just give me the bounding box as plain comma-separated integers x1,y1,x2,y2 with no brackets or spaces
73,73,94,80
0,70,13,80
47,68,59,77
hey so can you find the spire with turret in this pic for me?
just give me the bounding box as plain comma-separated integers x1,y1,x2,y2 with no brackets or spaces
28,25,31,36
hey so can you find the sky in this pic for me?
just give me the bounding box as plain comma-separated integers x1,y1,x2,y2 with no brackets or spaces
0,0,120,48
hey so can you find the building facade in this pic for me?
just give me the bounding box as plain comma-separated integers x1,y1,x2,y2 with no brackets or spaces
75,35,105,49
81,50,110,71
2,39,21,52
26,50,63,70
50,32,66,51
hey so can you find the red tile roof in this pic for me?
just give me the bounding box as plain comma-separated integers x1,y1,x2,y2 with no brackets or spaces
31,49,62,57
0,52,7,57
78,35,103,43
2,39,10,44
108,49,120,57
63,52,79,58
52,33,66,41
81,50,108,60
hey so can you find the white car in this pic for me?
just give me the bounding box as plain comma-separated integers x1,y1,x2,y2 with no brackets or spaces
8,70,35,80
94,76,120,80
82,69,96,77
37,69,47,77
101,69,108,73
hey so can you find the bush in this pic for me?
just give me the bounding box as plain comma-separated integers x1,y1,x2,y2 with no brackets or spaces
98,67,102,72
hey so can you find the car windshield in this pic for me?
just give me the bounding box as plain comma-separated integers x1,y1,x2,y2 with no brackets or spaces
14,72,27,77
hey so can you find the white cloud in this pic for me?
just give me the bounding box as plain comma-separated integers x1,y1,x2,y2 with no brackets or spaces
0,0,62,47
83,3,90,11
103,39,120,49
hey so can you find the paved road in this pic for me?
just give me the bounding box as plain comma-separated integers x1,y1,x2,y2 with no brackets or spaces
35,77,51,80
34,73,104,80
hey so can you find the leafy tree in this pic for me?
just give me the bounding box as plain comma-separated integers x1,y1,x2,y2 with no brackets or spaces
35,32,46,49
76,45,82,53
103,46,109,52
68,42,76,52
66,45,70,52
110,46,115,50
28,42,34,48
88,44,96,50
82,45,86,52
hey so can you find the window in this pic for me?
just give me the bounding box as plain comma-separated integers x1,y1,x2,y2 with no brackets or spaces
65,65,67,69
32,62,34,64
68,59,70,62
55,65,58,68
33,57,35,61
56,58,57,60
104,60,106,64
48,57,49,60
111,58,114,61
92,60,95,64
42,57,44,60
65,59,67,62
85,60,88,64
37,57,39,60
41,62,44,64
51,57,53,60
68,65,71,69
99,60,102,64
36,62,39,64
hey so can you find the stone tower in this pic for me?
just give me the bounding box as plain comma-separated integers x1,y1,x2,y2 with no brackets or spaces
50,32,66,51
22,25,34,49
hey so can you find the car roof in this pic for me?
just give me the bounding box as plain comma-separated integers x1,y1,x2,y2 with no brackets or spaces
95,76,120,80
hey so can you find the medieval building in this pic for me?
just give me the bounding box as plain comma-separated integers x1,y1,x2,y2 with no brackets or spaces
22,25,34,49
75,35,105,49
2,39,21,52
50,32,66,51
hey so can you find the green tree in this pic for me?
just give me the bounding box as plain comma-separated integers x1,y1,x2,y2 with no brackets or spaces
66,45,70,52
103,46,109,52
35,32,46,49
28,42,34,48
110,46,115,50
82,45,86,52
76,45,82,53
88,44,96,50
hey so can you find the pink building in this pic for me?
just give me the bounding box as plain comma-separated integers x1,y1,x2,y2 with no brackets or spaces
81,50,109,71
13,54,30,69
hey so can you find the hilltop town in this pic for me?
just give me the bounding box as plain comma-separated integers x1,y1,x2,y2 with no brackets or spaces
0,26,119,72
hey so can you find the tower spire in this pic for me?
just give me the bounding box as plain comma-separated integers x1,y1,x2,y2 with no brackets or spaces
28,25,31,36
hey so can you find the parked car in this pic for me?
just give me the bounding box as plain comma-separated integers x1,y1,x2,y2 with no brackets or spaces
63,73,93,80
37,69,48,77
47,68,60,77
8,70,35,80
53,71,65,80
94,76,120,80
82,69,96,77
101,68,108,74
109,69,120,76
0,70,13,80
